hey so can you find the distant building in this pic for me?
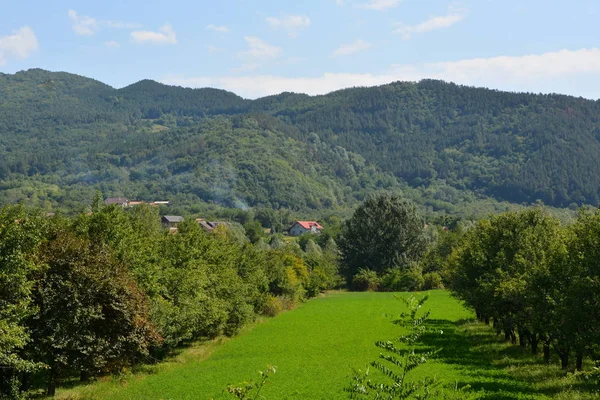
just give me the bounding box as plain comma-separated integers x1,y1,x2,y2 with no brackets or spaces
288,221,323,236
150,201,170,206
197,218,229,232
104,198,170,208
162,215,183,231
104,197,129,207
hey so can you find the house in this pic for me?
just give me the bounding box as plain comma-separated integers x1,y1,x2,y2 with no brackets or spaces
197,218,229,232
162,215,183,230
150,201,170,206
288,221,323,236
104,197,129,207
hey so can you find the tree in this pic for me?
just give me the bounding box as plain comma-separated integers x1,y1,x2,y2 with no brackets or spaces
338,193,426,280
28,229,160,395
0,206,46,399
568,209,600,369
244,220,264,244
447,208,575,367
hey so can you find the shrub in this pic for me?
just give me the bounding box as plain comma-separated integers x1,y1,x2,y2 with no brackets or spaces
380,268,403,292
224,300,255,336
305,267,329,297
422,272,445,290
398,269,424,292
380,268,425,292
352,269,380,291
262,295,284,317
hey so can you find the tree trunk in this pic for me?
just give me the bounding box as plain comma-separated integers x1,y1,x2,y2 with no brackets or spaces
504,330,511,342
510,331,517,345
544,341,551,364
576,351,583,370
484,316,490,325
47,367,57,397
559,351,569,370
531,335,538,355
519,331,527,348
80,370,90,383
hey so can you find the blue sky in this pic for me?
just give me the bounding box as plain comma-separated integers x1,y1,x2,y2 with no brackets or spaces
1,0,599,99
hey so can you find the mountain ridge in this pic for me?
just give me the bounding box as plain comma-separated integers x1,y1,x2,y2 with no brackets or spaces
1,68,599,214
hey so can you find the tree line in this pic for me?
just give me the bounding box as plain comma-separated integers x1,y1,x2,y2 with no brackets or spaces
448,207,600,370
337,192,600,374
0,203,340,398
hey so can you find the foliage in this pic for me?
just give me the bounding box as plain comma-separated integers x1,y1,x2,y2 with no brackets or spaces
380,267,425,292
0,204,339,397
262,296,284,317
447,207,600,371
352,269,380,292
3,70,600,218
28,229,160,395
339,193,426,280
421,273,444,290
0,206,47,398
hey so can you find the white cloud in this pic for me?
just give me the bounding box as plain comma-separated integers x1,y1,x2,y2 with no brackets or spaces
105,40,120,48
333,39,370,56
160,48,600,99
395,9,466,39
68,9,97,35
68,10,140,36
206,24,230,33
239,36,282,59
131,24,177,45
0,26,38,66
335,0,345,5
232,37,282,73
358,0,402,10
266,15,311,37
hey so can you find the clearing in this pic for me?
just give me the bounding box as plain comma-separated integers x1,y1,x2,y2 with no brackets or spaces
55,291,598,399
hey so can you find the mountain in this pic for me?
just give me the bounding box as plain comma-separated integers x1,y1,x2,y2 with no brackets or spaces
0,69,599,216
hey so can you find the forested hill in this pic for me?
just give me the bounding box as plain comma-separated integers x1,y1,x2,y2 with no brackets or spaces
1,68,600,214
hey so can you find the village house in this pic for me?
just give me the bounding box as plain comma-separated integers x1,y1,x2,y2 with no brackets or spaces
162,215,183,231
196,218,229,232
104,198,169,208
288,221,323,236
104,197,129,207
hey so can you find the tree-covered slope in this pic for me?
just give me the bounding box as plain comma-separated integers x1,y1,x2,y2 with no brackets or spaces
251,80,600,206
1,69,600,212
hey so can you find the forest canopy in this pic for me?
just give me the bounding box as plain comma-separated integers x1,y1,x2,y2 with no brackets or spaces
1,69,600,215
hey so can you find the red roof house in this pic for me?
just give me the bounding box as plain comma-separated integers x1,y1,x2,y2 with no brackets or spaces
289,221,323,236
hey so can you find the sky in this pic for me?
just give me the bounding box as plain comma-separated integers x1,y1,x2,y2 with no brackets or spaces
1,0,599,99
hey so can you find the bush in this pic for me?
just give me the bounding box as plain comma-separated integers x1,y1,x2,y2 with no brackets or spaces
352,269,380,291
422,272,444,290
380,268,424,292
224,300,255,336
262,295,284,317
305,267,329,297
398,269,424,292
380,268,403,292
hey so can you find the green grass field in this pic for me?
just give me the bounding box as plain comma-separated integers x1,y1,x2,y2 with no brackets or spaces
55,291,599,400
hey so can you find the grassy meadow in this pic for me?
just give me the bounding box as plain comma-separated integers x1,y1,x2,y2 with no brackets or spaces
55,291,599,400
